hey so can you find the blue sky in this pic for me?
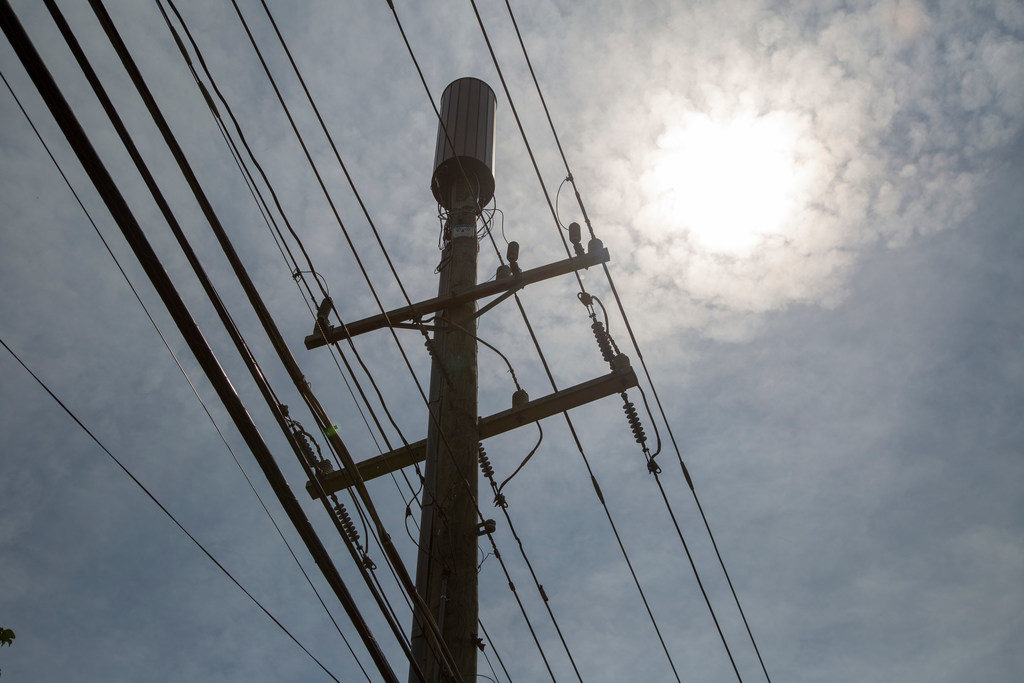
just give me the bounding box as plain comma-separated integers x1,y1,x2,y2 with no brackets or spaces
1,0,1022,681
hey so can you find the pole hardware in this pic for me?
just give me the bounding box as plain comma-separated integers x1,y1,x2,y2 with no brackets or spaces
303,246,610,348
476,520,497,536
568,222,585,257
305,366,639,498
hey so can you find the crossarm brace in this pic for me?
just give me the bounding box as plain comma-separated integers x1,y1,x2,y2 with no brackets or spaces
304,247,610,348
307,365,637,497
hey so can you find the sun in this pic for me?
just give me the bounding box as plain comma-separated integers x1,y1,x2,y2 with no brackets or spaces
641,111,802,254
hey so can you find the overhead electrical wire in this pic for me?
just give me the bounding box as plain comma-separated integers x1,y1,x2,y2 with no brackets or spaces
149,10,522,681
79,1,436,673
157,1,555,677
0,3,399,679
77,0,428,669
0,67,372,682
0,336,342,682
381,2,683,680
159,0,420,504
45,0,418,675
212,2,567,676
495,1,773,680
460,1,767,679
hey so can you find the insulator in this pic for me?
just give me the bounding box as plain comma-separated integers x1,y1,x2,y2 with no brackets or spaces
622,398,647,445
587,236,604,254
568,222,582,245
334,502,360,546
496,263,512,280
569,223,585,256
315,296,333,329
478,444,495,480
512,388,529,408
610,353,631,373
506,240,519,264
592,320,615,364
292,429,317,468
424,336,443,369
315,458,334,477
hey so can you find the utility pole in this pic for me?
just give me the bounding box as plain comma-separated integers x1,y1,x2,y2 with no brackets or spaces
300,77,632,681
408,77,494,682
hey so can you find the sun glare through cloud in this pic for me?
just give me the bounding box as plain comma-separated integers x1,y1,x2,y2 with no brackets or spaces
641,112,806,254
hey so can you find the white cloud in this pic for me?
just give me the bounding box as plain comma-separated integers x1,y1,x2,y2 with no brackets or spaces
537,0,1024,340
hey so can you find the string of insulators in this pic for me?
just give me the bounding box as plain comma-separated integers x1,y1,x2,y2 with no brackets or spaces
333,500,361,549
592,320,615,364
288,424,332,477
621,392,647,447
292,426,318,469
478,444,495,480
478,444,508,509
295,426,335,477
423,334,452,387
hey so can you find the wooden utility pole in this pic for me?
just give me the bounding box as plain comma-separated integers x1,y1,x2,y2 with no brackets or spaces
300,77,632,681
410,177,481,681
408,77,494,682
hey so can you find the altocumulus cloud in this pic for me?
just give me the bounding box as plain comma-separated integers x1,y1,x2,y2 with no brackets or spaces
528,0,1024,341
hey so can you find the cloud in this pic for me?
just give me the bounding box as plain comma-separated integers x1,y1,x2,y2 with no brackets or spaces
528,0,1024,340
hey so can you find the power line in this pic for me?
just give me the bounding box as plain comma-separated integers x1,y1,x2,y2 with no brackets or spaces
494,2,773,679
152,5,511,678
0,66,373,682
382,2,684,678
461,1,770,679
158,2,547,677
0,5,399,677
0,335,342,683
53,1,417,671
213,3,566,676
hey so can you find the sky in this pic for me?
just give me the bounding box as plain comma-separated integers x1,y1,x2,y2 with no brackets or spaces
1,0,1022,681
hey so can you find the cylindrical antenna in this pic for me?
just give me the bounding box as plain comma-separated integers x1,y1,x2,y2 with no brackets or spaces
431,77,497,212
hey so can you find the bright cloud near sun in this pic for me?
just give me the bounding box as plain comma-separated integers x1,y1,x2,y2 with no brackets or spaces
640,111,807,254
556,0,1023,341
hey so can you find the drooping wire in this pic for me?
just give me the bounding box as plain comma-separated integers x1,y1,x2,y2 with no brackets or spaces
0,68,372,681
0,336,341,683
494,424,543,496
498,1,772,679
